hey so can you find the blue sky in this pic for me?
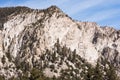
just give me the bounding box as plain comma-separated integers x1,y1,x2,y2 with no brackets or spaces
0,0,120,29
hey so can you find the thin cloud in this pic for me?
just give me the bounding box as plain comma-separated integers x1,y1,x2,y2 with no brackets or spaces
66,0,105,15
0,0,119,29
0,1,16,7
18,0,69,9
84,8,120,22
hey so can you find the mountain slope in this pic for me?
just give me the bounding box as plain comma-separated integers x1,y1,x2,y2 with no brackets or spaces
0,6,119,79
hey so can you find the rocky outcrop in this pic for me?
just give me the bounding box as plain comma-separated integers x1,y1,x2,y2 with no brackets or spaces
0,6,119,79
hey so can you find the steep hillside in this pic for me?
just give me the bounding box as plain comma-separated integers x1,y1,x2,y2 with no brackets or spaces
0,6,119,80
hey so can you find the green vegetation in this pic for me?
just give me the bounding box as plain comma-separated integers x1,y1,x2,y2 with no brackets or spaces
1,55,6,65
0,75,5,80
1,39,119,80
0,6,32,30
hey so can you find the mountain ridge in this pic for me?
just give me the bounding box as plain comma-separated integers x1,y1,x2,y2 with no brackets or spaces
0,5,119,79
0,5,119,30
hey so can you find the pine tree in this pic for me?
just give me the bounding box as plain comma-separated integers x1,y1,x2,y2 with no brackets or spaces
0,75,5,80
1,55,6,65
93,62,103,80
55,39,61,54
85,64,94,80
105,63,119,80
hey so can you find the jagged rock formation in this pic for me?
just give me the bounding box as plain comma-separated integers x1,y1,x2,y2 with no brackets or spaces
0,6,119,79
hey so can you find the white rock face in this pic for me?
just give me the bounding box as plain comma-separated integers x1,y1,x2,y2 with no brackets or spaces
3,11,43,58
1,6,120,64
0,6,120,78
